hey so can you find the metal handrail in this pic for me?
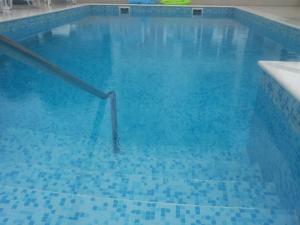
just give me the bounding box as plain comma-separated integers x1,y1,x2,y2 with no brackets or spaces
0,34,119,153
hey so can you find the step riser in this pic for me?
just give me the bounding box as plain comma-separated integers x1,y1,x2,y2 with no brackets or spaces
0,132,250,162
0,147,262,182
0,132,261,182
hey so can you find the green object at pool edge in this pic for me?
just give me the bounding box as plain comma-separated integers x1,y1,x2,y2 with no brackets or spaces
160,0,191,5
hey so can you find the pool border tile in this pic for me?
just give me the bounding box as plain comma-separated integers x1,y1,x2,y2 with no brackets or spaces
0,4,299,48
233,8,300,52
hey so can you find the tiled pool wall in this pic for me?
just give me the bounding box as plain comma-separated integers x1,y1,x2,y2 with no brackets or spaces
0,6,91,40
247,72,300,220
90,5,234,17
0,5,234,40
1,4,300,49
233,8,300,53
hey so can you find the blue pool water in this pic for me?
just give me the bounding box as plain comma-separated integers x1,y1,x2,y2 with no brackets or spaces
0,12,300,224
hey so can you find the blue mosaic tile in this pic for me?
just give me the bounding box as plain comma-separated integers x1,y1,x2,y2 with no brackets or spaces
234,8,300,52
247,71,300,221
0,128,263,182
261,73,300,134
0,6,91,40
90,5,234,18
0,6,235,40
1,5,298,51
0,185,297,225
0,126,289,222
90,5,119,16
0,162,281,209
0,4,300,224
202,7,234,18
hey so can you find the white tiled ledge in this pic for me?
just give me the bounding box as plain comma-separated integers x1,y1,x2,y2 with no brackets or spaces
259,61,300,102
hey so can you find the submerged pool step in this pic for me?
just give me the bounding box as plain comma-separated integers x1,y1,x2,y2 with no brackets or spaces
0,127,251,162
0,163,281,209
0,147,262,183
0,128,260,182
0,185,297,225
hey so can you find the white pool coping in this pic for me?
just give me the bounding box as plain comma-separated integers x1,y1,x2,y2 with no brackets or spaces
259,61,300,102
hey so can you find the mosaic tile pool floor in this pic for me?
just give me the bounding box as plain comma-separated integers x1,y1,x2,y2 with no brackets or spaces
1,8,300,224
0,128,299,224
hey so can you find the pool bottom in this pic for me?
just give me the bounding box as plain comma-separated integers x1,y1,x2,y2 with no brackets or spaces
0,124,299,224
0,6,300,225
0,186,297,225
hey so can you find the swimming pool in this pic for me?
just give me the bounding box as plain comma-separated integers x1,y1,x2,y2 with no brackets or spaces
0,5,300,224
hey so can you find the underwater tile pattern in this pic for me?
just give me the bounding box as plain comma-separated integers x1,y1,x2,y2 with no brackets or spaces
1,4,300,224
0,127,298,224
0,128,263,182
0,161,281,208
261,73,300,134
246,72,300,221
0,185,298,225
